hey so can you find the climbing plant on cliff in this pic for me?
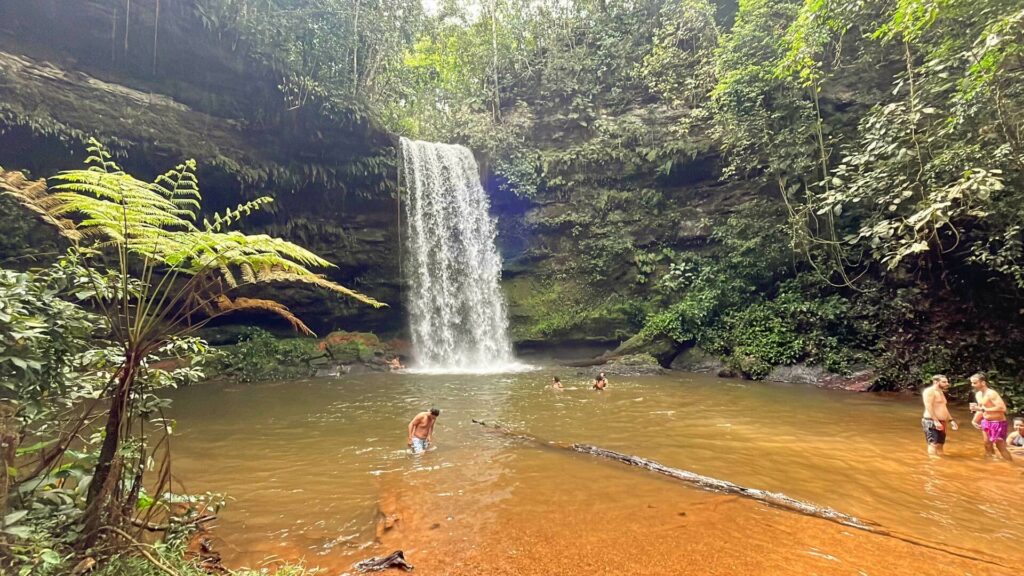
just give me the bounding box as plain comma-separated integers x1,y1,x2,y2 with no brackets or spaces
0,139,386,551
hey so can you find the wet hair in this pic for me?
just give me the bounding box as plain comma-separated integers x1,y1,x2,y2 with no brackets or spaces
553,377,561,383
430,408,440,417
931,374,947,384
970,372,988,383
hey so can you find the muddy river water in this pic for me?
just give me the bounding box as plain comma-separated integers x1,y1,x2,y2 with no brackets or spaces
167,371,1024,575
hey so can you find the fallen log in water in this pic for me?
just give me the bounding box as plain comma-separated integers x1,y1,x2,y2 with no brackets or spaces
470,419,1013,569
471,419,870,529
354,550,414,572
571,444,876,530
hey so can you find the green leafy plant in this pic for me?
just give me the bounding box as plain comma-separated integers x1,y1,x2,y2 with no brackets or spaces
1,139,385,557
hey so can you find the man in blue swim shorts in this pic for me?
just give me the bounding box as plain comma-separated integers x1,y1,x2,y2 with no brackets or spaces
407,408,440,454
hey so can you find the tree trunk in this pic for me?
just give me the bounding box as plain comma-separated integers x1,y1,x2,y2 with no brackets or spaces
0,402,18,517
83,356,137,545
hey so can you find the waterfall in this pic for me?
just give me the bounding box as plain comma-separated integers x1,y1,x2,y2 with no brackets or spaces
400,137,525,373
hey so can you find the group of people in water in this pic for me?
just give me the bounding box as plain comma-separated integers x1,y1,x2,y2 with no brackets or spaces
550,372,608,391
405,372,610,453
921,372,1023,461
407,370,1023,459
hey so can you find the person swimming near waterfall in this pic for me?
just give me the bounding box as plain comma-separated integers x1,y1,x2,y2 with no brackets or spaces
551,376,563,390
592,372,608,391
407,408,440,454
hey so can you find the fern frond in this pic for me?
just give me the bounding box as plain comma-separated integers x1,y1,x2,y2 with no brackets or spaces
214,295,314,335
203,197,274,231
151,160,202,221
254,269,388,308
239,263,256,284
83,138,121,173
5,141,385,336
0,169,82,241
219,264,238,288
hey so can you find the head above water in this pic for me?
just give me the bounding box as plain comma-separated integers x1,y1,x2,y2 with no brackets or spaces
969,372,989,390
931,374,950,390
552,377,561,383
430,408,440,417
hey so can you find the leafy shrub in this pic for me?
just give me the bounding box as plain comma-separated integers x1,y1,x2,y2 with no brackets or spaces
212,328,320,382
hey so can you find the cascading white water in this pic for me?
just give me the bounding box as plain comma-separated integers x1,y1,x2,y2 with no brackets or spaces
400,137,526,373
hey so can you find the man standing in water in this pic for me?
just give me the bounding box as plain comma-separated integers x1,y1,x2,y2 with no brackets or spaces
921,374,955,456
592,372,608,391
969,373,1013,462
407,408,440,454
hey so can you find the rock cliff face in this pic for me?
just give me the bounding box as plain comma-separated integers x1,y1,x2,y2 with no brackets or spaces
0,0,402,335
0,1,748,347
493,149,750,351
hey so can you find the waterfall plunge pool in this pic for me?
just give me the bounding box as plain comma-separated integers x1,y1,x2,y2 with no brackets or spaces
167,370,1024,575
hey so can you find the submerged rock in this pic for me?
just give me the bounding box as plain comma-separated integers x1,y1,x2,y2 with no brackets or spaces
764,363,827,385
818,369,879,392
579,353,665,376
607,334,684,368
767,362,879,392
670,346,725,374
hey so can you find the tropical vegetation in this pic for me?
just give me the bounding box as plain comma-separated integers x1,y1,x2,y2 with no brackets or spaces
0,143,383,574
2,0,1024,573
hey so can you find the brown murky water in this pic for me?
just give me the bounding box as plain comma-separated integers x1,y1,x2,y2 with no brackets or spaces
167,372,1024,575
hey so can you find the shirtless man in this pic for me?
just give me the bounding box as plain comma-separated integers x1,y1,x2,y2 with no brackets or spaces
407,408,440,454
551,376,563,390
921,374,955,456
592,372,608,391
969,373,1013,461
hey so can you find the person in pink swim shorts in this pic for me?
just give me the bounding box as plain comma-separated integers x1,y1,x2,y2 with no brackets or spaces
969,373,1013,462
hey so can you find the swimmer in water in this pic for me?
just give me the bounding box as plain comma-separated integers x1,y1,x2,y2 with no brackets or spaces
592,372,608,391
407,408,439,454
551,376,563,390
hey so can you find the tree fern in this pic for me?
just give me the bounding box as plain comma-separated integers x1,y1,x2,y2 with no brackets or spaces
3,139,385,316
0,140,387,538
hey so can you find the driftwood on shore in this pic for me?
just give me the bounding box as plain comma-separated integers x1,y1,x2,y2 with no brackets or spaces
470,419,1012,569
354,550,414,572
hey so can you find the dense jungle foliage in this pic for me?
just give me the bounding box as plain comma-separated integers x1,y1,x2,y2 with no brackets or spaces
190,0,1024,393
2,0,1024,573
234,0,1021,401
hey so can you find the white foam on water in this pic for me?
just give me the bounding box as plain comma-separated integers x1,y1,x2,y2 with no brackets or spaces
404,361,539,376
